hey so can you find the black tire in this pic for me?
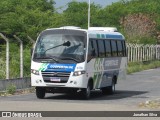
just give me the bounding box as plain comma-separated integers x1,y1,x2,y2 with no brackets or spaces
107,80,115,95
82,82,91,100
101,87,108,95
102,78,116,95
36,87,45,99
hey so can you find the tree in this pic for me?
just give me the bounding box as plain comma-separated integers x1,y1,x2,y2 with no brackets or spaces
0,0,57,79
120,13,156,43
63,1,102,28
101,0,160,44
0,0,56,43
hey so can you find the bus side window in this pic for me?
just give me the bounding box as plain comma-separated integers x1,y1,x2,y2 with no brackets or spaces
105,40,111,57
92,40,98,57
122,41,127,56
87,40,98,61
117,41,123,56
111,40,118,57
97,40,105,58
87,40,94,61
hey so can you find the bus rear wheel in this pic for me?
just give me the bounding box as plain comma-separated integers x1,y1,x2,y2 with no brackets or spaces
36,87,45,99
102,79,116,95
108,80,115,94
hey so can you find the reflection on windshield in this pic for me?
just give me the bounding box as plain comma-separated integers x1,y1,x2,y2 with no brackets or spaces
33,34,86,63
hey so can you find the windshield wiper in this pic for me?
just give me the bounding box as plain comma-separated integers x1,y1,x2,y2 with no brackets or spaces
34,56,59,63
44,41,71,54
59,57,80,63
49,57,59,63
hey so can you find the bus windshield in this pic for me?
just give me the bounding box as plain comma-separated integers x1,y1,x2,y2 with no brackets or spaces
33,30,87,63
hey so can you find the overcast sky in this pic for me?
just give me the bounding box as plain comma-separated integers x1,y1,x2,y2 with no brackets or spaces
54,0,120,12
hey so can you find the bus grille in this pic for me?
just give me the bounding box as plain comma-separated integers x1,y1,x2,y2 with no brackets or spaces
41,71,71,83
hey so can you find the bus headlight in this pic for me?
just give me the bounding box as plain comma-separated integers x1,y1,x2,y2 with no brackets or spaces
31,69,39,75
73,71,86,76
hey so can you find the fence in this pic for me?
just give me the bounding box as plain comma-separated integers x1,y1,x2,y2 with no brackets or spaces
126,43,160,62
0,77,31,91
0,33,35,79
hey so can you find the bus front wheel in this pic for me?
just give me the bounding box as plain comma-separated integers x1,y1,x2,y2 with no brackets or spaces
82,82,92,99
36,87,45,99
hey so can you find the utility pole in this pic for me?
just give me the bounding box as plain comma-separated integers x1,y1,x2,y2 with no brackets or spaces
88,0,91,29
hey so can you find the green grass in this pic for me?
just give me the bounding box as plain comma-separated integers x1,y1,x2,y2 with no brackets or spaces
127,60,160,74
6,84,16,95
0,87,35,96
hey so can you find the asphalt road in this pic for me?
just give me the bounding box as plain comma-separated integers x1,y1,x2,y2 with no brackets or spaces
0,68,160,119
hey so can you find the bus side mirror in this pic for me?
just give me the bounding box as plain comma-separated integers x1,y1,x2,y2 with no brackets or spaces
87,49,96,62
63,41,71,47
31,48,33,56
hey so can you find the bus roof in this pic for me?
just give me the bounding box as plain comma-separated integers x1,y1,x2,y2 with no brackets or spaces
45,26,125,40
88,27,125,40
88,30,125,40
88,27,118,32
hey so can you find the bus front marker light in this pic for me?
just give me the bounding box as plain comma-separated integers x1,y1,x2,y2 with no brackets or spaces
73,71,86,76
70,81,73,83
31,69,39,75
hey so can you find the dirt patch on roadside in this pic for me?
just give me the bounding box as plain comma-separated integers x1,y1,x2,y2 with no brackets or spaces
139,99,160,109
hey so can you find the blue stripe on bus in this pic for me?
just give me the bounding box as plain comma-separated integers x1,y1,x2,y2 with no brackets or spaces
96,34,123,39
42,64,76,72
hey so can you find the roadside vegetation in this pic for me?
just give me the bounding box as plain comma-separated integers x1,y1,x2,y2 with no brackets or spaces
127,60,160,74
1,0,160,79
6,84,16,95
0,87,35,96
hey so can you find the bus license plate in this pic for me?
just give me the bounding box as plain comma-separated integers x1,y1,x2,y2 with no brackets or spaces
50,77,61,82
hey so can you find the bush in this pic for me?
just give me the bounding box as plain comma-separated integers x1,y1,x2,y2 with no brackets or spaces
6,84,16,95
127,60,160,74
